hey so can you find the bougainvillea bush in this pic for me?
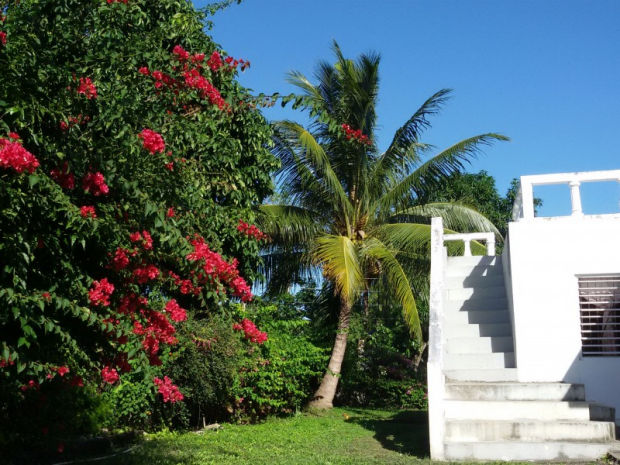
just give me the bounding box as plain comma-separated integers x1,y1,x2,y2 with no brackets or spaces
0,0,277,450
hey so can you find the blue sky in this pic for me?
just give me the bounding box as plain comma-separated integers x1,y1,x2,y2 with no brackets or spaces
195,0,620,217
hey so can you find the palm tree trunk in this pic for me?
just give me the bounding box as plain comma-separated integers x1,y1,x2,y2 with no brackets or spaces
308,297,352,409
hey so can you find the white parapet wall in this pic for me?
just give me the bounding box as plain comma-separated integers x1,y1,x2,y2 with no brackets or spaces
507,170,620,416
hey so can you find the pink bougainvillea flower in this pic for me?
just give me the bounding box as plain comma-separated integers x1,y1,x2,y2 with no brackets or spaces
166,207,175,218
50,162,75,189
76,77,97,99
172,45,189,61
82,171,109,196
153,376,184,403
88,278,114,306
138,129,165,154
56,366,69,377
0,136,39,174
101,366,119,384
110,247,130,271
232,318,268,344
164,299,187,322
0,31,6,46
80,205,96,218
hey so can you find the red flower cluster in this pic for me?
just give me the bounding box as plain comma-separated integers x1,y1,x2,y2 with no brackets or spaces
138,129,165,154
172,45,189,61
0,134,40,174
47,366,70,379
101,366,119,384
88,278,114,307
20,379,40,391
166,207,175,218
132,264,160,284
82,171,109,196
207,51,223,72
341,124,370,145
207,51,250,72
164,299,187,322
183,68,227,109
186,235,253,301
138,46,229,110
80,206,97,218
237,220,267,241
77,77,97,99
167,271,202,296
60,114,90,131
133,310,177,365
50,162,75,189
129,230,153,250
153,376,183,403
110,247,131,271
233,318,268,344
0,356,14,368
0,31,6,46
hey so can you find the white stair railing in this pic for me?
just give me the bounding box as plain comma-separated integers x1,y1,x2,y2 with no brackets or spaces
443,232,496,257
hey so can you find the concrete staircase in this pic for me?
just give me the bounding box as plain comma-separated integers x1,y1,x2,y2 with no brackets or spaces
441,255,617,461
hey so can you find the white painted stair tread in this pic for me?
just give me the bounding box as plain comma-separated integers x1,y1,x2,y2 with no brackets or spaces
445,368,518,382
445,419,616,442
445,381,586,401
444,441,616,461
444,400,615,421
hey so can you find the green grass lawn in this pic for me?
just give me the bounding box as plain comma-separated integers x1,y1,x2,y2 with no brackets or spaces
103,408,431,465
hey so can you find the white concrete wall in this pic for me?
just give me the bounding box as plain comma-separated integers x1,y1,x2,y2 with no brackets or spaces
507,216,620,415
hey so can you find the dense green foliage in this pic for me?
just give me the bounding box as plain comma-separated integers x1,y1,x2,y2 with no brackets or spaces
0,0,277,450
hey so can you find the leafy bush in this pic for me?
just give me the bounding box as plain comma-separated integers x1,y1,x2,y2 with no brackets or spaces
231,300,329,421
0,0,276,448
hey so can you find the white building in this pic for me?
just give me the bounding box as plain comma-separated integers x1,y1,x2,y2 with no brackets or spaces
428,169,620,461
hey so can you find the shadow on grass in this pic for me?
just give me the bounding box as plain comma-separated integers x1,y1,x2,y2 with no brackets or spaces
347,409,430,458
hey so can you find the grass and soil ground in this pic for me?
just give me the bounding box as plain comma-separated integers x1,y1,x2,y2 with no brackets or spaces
102,408,430,465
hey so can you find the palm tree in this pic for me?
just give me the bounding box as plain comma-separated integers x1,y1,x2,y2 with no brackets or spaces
259,43,508,409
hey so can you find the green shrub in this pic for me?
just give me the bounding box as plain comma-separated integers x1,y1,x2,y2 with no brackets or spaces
231,302,329,421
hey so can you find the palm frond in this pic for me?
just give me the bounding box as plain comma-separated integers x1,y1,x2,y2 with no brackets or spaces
258,204,325,246
361,238,422,342
392,202,502,239
311,234,362,304
370,89,452,190
374,133,509,214
276,121,353,230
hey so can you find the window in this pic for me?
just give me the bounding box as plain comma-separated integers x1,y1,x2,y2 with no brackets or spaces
578,275,620,356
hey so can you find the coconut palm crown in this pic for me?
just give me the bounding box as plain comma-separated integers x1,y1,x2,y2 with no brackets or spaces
259,43,508,409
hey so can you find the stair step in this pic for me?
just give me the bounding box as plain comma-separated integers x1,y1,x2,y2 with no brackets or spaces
445,297,508,312
445,419,615,442
447,309,510,325
447,256,502,267
446,286,506,301
444,441,615,461
446,274,505,289
446,336,514,354
444,400,615,421
445,265,504,278
444,352,515,370
444,322,512,338
445,368,518,382
445,382,586,401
